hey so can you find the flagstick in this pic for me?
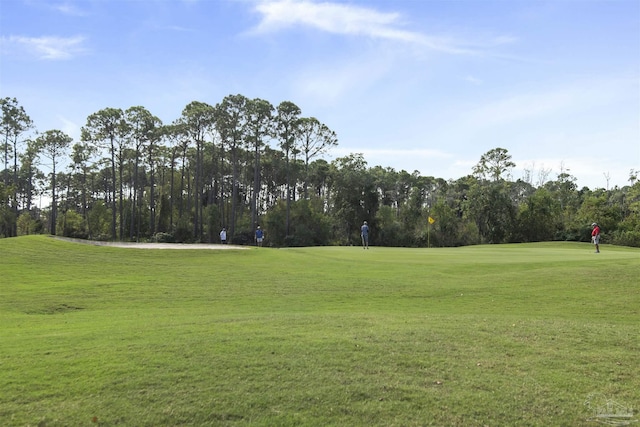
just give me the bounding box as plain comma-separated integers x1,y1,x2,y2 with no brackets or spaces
427,216,435,248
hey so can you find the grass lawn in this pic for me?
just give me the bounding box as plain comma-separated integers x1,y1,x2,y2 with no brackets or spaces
1,235,638,426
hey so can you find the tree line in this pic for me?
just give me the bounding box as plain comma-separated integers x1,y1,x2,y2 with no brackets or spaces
2,96,639,247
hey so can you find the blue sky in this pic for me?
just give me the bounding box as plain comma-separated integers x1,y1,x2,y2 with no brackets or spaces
1,0,638,189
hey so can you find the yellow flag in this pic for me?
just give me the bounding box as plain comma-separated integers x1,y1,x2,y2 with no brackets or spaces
428,216,435,224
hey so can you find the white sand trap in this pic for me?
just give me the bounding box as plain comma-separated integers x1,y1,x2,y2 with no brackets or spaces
53,236,249,250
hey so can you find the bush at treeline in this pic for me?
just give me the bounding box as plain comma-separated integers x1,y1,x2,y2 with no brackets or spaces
2,96,639,247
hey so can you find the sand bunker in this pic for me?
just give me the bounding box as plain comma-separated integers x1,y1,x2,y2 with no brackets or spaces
53,236,249,250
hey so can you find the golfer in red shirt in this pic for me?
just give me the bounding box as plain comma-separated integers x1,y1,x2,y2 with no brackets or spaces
591,222,600,253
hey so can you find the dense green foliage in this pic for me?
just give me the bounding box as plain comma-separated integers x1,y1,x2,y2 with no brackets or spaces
1,236,638,426
2,96,639,247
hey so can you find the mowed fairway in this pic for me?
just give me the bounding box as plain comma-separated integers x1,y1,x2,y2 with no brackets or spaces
1,236,638,426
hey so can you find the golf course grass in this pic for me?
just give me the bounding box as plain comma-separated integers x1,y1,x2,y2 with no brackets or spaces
1,235,638,426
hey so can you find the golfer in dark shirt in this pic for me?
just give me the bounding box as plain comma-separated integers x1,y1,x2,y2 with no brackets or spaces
361,221,369,249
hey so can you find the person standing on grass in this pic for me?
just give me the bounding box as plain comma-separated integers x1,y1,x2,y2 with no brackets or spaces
220,228,227,244
361,221,369,249
255,226,264,247
591,222,600,253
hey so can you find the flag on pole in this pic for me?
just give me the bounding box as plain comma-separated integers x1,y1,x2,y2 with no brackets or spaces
428,216,435,224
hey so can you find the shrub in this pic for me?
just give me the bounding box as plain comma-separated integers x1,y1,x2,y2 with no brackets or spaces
152,232,175,243
609,229,640,247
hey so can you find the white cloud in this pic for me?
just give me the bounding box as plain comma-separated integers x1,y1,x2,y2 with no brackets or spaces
465,75,483,85
292,53,393,104
349,147,450,159
56,115,81,141
51,2,87,16
1,35,87,60
467,90,576,126
160,25,195,33
249,0,483,54
331,147,452,172
252,0,405,35
464,77,635,127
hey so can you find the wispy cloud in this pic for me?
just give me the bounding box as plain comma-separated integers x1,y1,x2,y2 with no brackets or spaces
160,25,196,32
465,75,483,85
249,0,486,54
51,2,87,16
467,91,576,126
464,77,634,127
292,53,393,103
1,35,87,60
53,114,82,141
332,147,452,171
